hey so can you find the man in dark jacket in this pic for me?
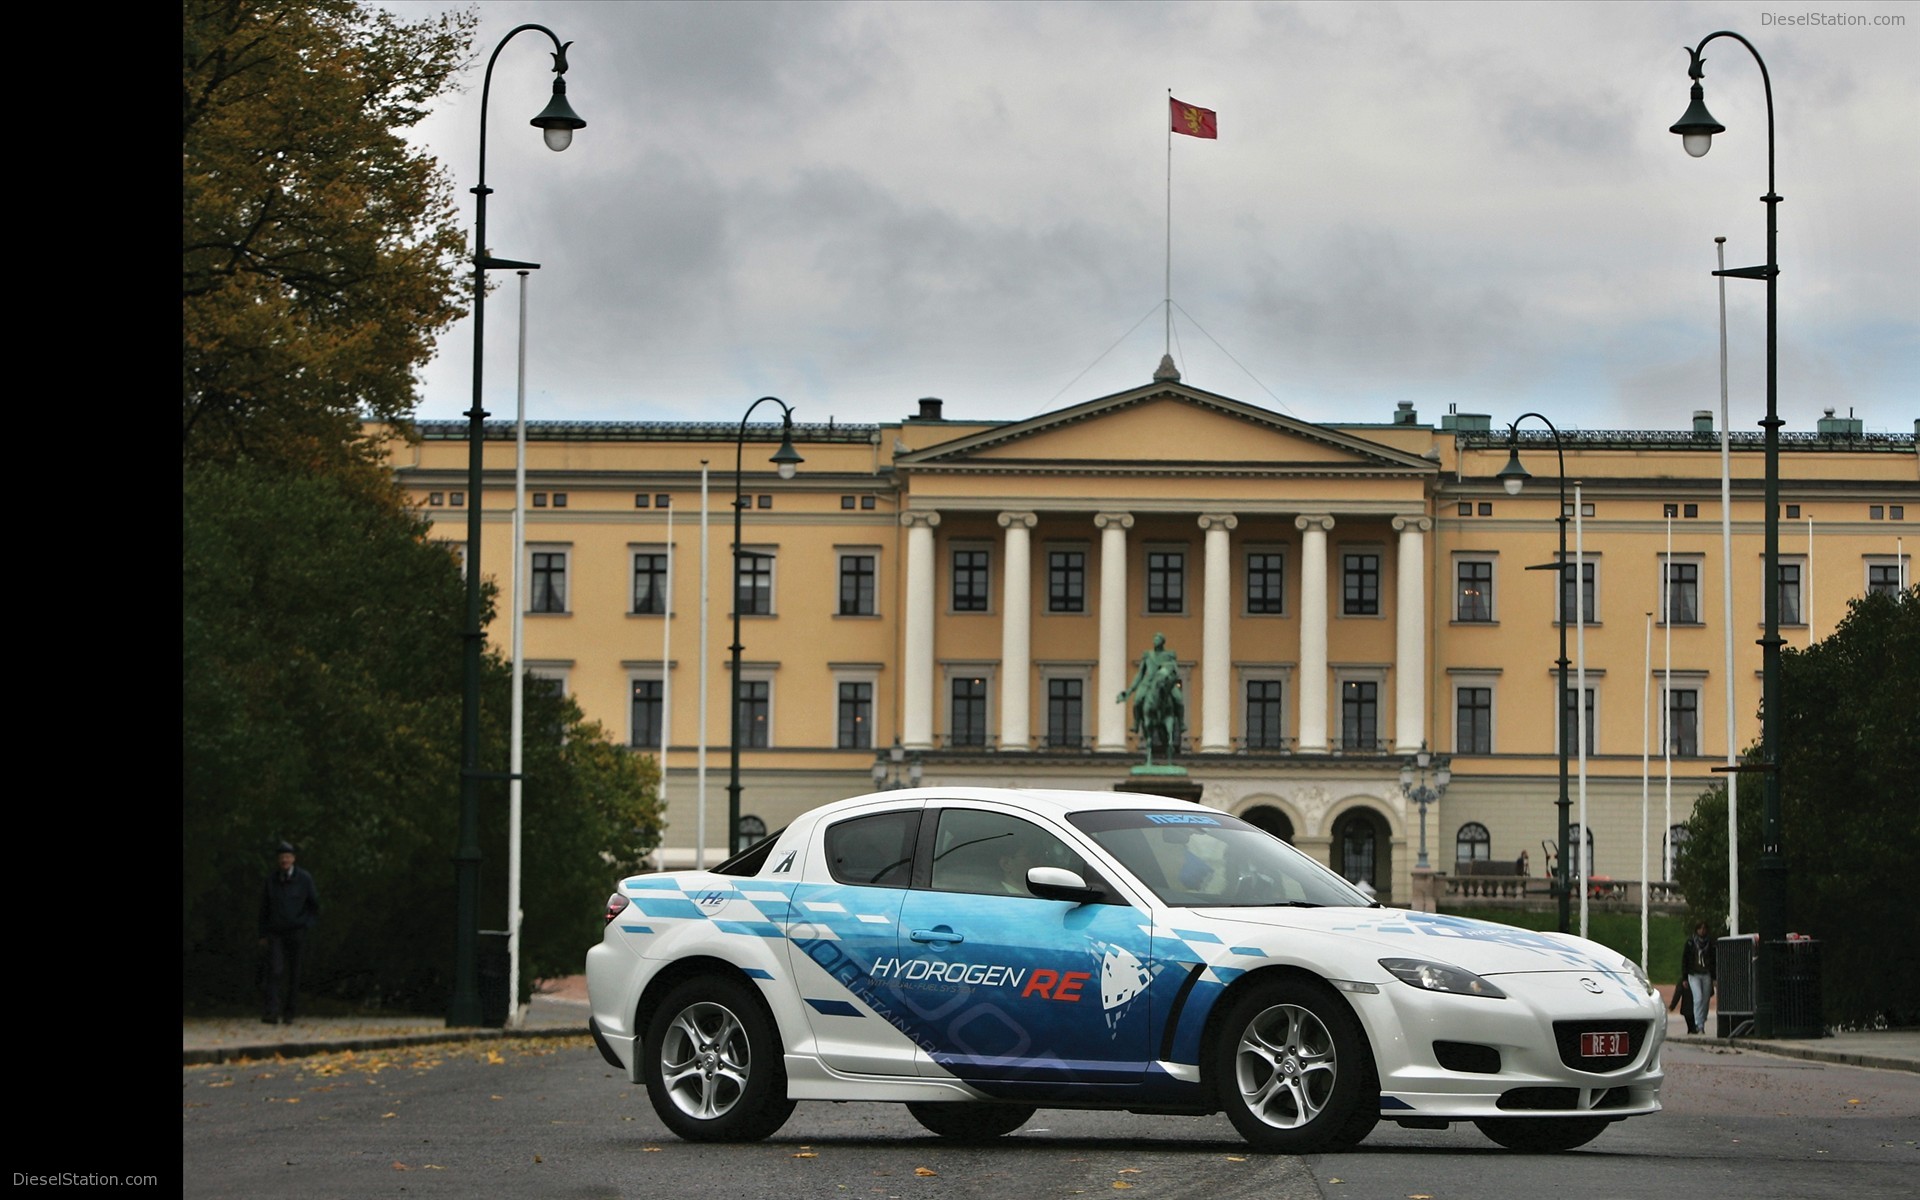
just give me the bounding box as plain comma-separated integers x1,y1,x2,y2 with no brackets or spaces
1680,921,1717,1035
259,841,320,1024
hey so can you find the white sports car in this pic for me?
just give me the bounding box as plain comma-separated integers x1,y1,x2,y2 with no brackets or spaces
586,788,1664,1152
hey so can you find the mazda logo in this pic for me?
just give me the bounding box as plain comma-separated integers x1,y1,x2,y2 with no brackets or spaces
1579,977,1603,994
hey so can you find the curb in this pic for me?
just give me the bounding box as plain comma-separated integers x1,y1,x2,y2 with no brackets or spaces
1675,1033,1920,1075
183,1023,588,1067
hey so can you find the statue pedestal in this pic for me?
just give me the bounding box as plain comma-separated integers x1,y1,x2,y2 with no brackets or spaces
1114,769,1203,805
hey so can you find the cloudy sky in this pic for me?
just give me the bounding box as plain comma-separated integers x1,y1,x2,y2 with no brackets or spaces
383,0,1917,435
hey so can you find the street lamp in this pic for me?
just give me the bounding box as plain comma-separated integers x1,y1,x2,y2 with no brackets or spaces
871,738,924,791
728,398,803,856
1670,29,1788,1038
1495,413,1575,935
1398,744,1452,870
452,24,585,1029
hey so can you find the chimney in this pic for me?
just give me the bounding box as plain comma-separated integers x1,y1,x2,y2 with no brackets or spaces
1396,400,1418,425
1692,410,1714,435
913,397,944,421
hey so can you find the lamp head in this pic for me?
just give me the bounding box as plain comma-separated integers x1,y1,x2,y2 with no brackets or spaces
531,76,586,152
1496,442,1531,496
1670,81,1722,158
771,420,804,480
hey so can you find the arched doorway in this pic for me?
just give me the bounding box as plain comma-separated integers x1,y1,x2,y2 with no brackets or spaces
1242,805,1294,843
1331,808,1392,901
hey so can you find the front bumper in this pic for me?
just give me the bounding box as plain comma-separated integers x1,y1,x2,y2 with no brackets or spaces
1350,971,1666,1120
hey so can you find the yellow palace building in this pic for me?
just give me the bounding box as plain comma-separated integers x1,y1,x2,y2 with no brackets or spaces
388,376,1916,905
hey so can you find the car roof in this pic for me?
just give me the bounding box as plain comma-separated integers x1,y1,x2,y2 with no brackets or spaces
804,786,1206,822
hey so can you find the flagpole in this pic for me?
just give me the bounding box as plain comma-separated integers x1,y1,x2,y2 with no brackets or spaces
697,461,710,869
1663,515,1673,885
659,499,673,863
1642,611,1652,972
1716,236,1741,932
1165,88,1173,357
507,269,530,1028
1576,484,1589,939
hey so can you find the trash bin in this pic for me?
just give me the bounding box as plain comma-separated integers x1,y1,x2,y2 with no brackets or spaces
1769,937,1824,1039
477,930,511,1028
1715,934,1757,1038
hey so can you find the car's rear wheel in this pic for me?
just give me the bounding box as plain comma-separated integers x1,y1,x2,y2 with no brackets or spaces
905,1102,1037,1142
642,974,795,1142
1472,1116,1612,1152
1212,978,1373,1153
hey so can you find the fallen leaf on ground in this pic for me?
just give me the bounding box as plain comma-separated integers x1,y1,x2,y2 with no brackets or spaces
1225,1156,1246,1162
1118,1168,1142,1174
914,1167,937,1177
1112,1184,1134,1191
485,1049,504,1064
796,1152,819,1159
391,1163,409,1171
643,1146,662,1152
383,1112,397,1119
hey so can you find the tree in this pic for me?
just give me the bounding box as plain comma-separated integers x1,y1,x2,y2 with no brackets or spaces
1675,585,1920,1026
183,463,661,1010
182,0,471,473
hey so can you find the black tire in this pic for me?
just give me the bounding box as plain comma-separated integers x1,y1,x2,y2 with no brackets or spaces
905,1102,1037,1142
1211,978,1373,1153
1472,1116,1612,1152
642,974,796,1142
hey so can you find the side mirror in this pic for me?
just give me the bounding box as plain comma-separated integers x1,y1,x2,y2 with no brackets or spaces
1027,865,1104,904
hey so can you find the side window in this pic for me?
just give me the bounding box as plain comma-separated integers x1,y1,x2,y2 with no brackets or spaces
824,811,921,888
929,808,1086,897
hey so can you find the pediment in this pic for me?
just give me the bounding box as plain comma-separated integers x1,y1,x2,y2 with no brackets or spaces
898,383,1434,476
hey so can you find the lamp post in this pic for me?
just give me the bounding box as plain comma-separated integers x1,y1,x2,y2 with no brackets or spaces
451,25,585,1028
871,738,924,792
1495,414,1574,935
728,398,803,856
1398,744,1452,870
1669,30,1788,1038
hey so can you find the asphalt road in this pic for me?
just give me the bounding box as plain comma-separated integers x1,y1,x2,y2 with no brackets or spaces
180,1038,1917,1199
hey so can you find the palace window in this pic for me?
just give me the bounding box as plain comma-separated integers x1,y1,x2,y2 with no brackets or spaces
952,549,990,612
1455,686,1492,754
632,552,668,615
1147,550,1186,614
1048,550,1085,613
1455,558,1494,622
1343,553,1380,615
839,553,876,616
1246,552,1285,614
735,551,774,616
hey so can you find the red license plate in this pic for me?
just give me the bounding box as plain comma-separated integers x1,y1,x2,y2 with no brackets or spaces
1580,1031,1629,1057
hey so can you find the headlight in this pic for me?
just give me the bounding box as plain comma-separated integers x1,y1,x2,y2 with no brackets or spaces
1623,955,1654,996
1379,957,1508,999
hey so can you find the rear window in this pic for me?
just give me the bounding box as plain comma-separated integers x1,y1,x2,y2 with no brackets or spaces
824,810,921,887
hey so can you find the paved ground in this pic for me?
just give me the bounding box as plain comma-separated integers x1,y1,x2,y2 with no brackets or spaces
185,977,1918,1073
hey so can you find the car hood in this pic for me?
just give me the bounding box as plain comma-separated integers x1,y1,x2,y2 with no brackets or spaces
1185,907,1638,979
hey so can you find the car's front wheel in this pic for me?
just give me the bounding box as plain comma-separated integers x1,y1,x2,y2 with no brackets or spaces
1212,978,1374,1153
1472,1116,1612,1152
642,974,795,1142
905,1102,1037,1142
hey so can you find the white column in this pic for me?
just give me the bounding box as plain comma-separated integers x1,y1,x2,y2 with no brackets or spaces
901,511,941,750
998,511,1038,751
1392,515,1432,753
1295,514,1334,752
1095,511,1134,751
1198,513,1238,752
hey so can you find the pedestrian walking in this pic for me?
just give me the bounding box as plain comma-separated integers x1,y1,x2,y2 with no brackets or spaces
259,841,320,1024
1681,920,1717,1035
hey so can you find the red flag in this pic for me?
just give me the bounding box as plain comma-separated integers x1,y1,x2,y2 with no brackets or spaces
1170,98,1217,139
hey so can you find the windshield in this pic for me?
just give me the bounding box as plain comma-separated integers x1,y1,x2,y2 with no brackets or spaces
1068,809,1372,908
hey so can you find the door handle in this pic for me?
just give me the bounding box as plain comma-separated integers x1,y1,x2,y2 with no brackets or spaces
910,926,964,945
